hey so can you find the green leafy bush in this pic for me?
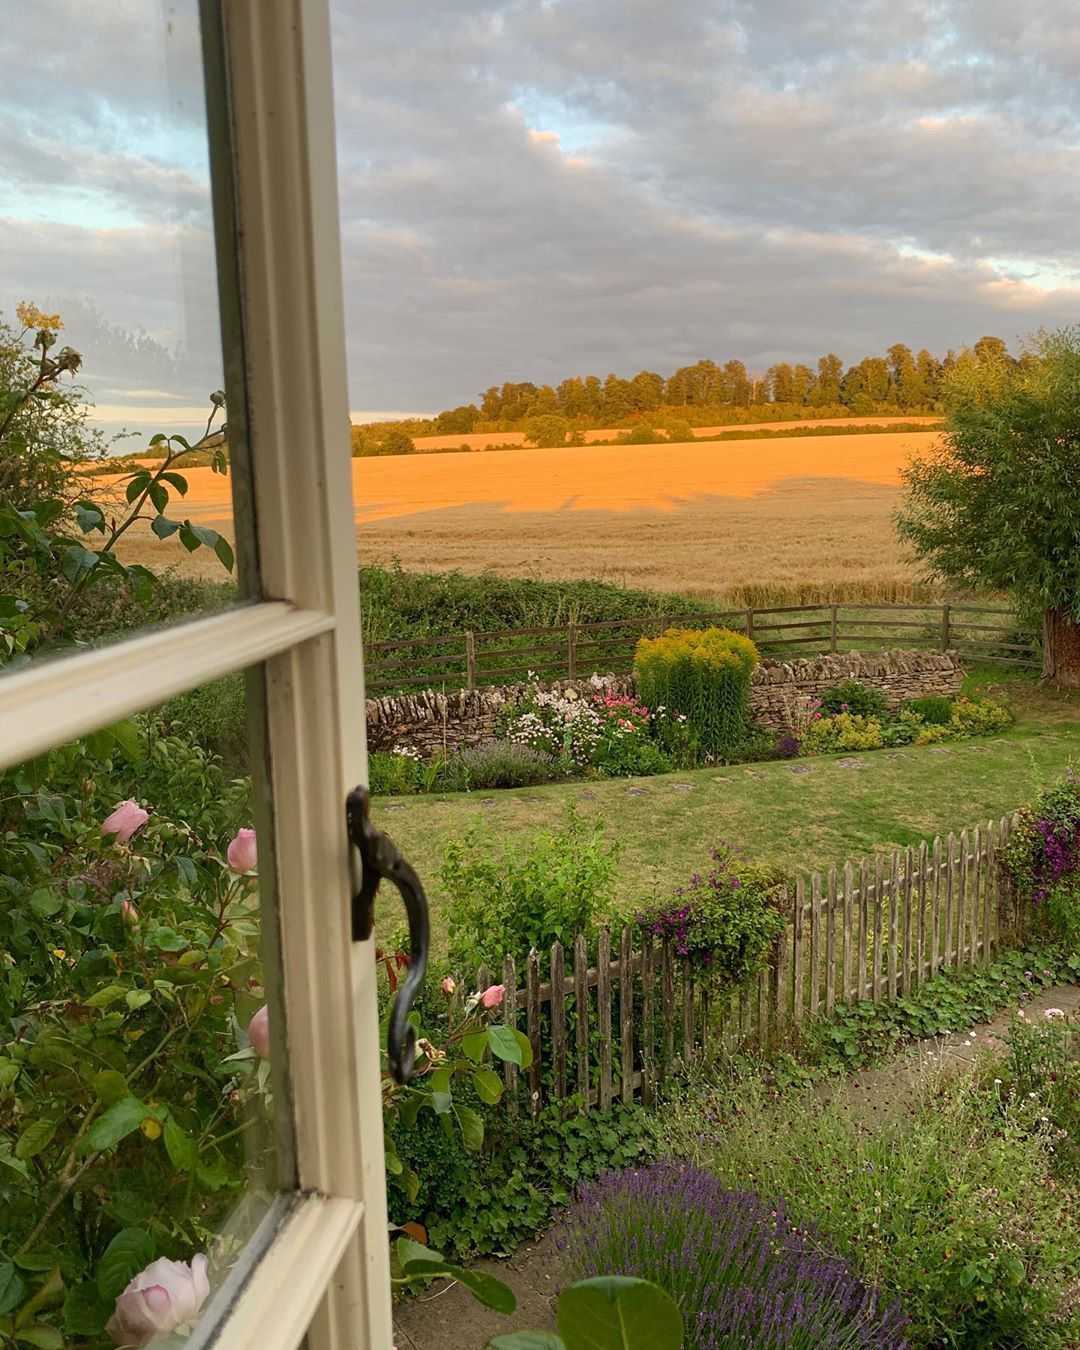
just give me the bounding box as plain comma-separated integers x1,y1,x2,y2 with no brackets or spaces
818,679,889,718
634,627,759,761
636,844,787,983
949,694,1012,735
801,712,884,754
903,694,953,725
390,1100,652,1263
441,808,618,971
663,1063,1080,1347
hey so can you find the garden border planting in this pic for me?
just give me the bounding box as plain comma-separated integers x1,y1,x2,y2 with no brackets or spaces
366,650,966,755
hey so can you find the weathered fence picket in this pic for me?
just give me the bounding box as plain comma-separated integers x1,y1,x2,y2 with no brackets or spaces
470,814,1021,1116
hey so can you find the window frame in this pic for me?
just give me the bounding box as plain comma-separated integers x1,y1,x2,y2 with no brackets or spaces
0,0,392,1346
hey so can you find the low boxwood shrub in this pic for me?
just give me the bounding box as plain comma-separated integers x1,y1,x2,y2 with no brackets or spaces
634,627,759,761
636,844,787,983
441,807,617,970
818,679,888,718
560,1162,909,1349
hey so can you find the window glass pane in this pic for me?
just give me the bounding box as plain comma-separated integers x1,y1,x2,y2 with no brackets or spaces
0,1,244,675
0,667,285,1346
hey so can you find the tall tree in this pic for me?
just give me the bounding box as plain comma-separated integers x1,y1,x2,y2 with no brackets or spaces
723,359,752,407
791,364,815,405
812,353,843,405
897,327,1080,684
767,363,794,404
630,370,665,411
973,335,1010,365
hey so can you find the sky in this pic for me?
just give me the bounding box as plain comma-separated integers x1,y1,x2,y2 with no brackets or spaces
3,0,1080,446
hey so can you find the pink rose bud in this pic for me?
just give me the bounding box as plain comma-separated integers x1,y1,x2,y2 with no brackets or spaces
441,976,456,995
226,828,257,874
107,1254,210,1347
101,800,149,845
120,899,139,925
247,1004,270,1059
480,984,505,1009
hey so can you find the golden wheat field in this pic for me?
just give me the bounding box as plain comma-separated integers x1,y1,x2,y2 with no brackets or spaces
116,427,944,604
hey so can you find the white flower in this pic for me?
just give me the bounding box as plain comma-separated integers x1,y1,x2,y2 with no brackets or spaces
1044,1008,1066,1020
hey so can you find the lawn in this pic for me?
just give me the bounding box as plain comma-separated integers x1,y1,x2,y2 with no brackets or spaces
374,667,1080,956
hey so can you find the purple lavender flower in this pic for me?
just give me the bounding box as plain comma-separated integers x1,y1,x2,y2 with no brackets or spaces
561,1163,909,1350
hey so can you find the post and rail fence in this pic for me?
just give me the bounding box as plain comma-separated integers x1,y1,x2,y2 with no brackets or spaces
463,815,1029,1118
366,602,1038,697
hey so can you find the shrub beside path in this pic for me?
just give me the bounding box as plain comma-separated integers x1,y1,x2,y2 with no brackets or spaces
392,979,1080,1350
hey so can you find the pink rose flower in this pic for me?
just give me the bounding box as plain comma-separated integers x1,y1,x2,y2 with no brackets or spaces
247,1005,270,1059
101,800,149,845
441,976,456,995
226,828,257,874
107,1254,210,1347
480,984,505,1009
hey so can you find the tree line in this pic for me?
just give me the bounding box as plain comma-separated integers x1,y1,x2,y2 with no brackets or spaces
436,336,1016,431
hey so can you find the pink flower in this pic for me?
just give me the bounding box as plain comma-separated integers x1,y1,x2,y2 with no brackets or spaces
101,800,149,845
227,828,257,874
247,1005,270,1058
107,1255,210,1347
480,984,505,1009
441,976,456,995
120,899,139,925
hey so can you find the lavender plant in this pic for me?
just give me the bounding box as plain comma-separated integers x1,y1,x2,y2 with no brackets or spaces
561,1162,909,1349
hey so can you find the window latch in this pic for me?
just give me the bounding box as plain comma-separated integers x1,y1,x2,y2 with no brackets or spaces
346,786,429,1084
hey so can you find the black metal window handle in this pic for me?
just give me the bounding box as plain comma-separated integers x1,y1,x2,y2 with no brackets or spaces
346,786,430,1084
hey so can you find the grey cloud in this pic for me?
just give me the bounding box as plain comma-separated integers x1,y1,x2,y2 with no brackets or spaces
2,0,1078,423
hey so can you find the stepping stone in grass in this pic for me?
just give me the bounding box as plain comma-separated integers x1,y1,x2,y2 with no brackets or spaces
789,764,813,774
480,797,498,805
671,783,694,792
627,787,649,796
836,757,865,768
711,776,732,783
579,789,597,799
927,747,952,755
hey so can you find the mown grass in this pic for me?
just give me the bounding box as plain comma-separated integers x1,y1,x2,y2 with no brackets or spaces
373,667,1080,956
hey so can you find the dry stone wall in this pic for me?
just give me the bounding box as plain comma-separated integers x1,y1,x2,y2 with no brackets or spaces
365,650,965,755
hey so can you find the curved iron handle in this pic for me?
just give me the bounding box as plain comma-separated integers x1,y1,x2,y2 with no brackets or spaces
346,786,430,1084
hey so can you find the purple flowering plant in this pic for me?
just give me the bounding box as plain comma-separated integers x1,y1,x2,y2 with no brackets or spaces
559,1162,909,1350
636,844,786,982
1002,774,1080,943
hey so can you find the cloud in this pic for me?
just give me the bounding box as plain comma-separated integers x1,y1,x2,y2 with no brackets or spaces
2,0,1079,430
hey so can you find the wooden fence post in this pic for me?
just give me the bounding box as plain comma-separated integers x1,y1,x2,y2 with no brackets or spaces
830,604,839,653
809,872,822,1018
941,604,952,652
567,620,578,680
550,941,566,1101
464,630,477,689
574,934,590,1109
745,608,755,642
825,867,837,1016
526,949,541,1116
502,954,518,1115
641,934,655,1106
888,851,900,1000
792,877,805,1027
842,861,854,1003
620,926,634,1105
597,927,613,1111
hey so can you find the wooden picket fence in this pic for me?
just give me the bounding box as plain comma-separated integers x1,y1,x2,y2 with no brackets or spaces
476,814,1029,1117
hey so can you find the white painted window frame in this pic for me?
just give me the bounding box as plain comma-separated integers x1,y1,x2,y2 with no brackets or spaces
0,1,393,1347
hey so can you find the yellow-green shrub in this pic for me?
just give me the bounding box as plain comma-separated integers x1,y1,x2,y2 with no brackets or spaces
634,627,759,760
950,695,1012,735
801,712,884,755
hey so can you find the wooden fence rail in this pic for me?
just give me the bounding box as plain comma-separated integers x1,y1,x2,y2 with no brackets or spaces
366,603,1039,694
479,814,1028,1116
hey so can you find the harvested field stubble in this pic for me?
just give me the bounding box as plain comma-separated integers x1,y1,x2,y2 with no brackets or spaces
115,429,944,604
